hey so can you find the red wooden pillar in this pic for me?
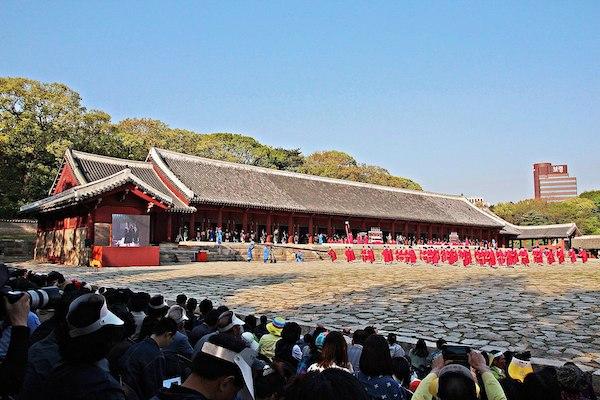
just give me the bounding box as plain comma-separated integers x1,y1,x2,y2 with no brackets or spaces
416,224,421,243
266,213,272,236
217,208,223,228
242,209,249,233
404,221,408,238
166,214,173,242
327,216,333,238
308,215,314,244
361,219,367,231
85,210,95,242
288,214,294,243
391,221,396,241
427,224,433,241
189,213,196,240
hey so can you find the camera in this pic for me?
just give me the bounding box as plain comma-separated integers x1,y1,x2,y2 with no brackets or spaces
442,344,471,367
1,286,62,310
0,263,62,313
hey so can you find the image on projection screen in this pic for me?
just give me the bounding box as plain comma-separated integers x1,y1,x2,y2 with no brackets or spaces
111,214,150,247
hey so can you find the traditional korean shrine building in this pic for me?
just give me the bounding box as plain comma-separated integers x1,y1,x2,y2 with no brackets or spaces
21,147,573,266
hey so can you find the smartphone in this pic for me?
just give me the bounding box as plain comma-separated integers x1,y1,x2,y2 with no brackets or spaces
442,345,471,367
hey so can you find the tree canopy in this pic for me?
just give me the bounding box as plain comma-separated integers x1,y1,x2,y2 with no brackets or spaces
0,77,420,217
491,192,600,235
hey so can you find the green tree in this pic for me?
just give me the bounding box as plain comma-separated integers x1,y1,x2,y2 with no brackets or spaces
299,150,422,190
0,77,124,217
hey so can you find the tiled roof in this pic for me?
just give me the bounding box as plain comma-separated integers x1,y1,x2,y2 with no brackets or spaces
20,169,187,214
69,150,193,212
572,235,600,249
514,223,578,239
481,208,578,239
150,148,504,227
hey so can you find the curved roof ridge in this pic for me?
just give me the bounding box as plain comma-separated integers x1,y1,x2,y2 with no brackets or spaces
517,222,577,229
71,149,153,168
147,148,195,199
152,147,465,201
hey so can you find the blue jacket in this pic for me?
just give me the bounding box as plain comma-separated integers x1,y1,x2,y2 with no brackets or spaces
44,360,125,400
165,331,193,359
121,337,166,399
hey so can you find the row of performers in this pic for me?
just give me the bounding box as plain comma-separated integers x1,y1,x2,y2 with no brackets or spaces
326,246,590,266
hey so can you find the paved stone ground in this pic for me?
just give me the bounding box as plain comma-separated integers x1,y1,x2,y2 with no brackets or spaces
23,259,600,368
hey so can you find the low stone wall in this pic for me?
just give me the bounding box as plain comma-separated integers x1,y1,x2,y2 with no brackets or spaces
0,239,35,262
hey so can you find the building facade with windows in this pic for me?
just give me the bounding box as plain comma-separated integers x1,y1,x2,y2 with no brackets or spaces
533,163,577,202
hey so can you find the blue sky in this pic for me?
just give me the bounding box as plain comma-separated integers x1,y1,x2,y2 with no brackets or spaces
2,1,599,203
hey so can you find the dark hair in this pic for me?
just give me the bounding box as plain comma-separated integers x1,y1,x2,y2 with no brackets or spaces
186,297,198,312
391,356,411,387
436,338,447,349
215,305,229,315
364,326,376,336
352,329,367,346
360,334,393,377
129,292,150,313
47,271,65,285
281,322,301,344
285,369,369,400
191,333,246,388
438,371,477,400
110,304,136,339
260,315,268,324
319,331,348,368
413,338,429,357
152,317,178,336
205,309,220,327
199,298,213,314
519,367,560,400
59,325,123,363
176,294,187,305
255,361,287,399
387,333,397,345
244,314,257,332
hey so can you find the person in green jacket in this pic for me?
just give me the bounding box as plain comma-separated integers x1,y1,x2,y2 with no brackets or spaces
412,350,507,400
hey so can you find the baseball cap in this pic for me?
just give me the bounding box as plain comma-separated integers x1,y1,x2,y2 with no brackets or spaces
217,310,245,333
66,293,124,338
201,341,255,400
167,305,189,324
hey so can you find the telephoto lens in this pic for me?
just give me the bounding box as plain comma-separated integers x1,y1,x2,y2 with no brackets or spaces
5,287,62,310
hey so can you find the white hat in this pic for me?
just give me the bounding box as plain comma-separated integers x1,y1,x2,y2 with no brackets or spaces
167,305,189,324
67,293,124,338
217,311,245,333
201,341,255,400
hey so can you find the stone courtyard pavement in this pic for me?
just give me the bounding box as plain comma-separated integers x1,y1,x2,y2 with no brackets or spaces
26,259,600,369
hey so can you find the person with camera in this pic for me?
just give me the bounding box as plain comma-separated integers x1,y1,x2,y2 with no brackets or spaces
0,294,30,397
412,350,507,400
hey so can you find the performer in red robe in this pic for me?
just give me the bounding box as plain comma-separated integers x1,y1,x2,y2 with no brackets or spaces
395,247,403,262
327,248,337,262
546,249,555,265
496,249,506,266
408,247,417,264
519,248,530,266
556,248,565,264
488,249,497,268
361,246,368,263
367,246,375,263
568,248,577,263
532,247,543,264
432,248,440,265
580,248,589,263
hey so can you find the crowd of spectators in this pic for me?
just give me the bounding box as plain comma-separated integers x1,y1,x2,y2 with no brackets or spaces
0,264,598,400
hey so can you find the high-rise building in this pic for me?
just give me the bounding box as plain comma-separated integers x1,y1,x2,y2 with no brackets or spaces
533,162,577,202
